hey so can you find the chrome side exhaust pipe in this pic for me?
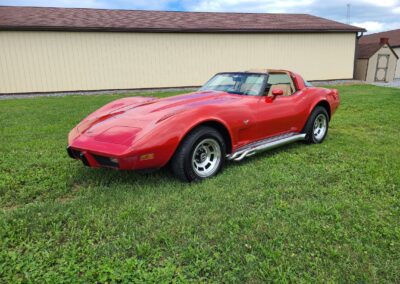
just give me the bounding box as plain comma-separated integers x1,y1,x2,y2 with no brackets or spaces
227,133,306,162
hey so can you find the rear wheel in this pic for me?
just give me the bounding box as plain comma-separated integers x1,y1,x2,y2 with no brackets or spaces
303,106,329,144
171,126,226,182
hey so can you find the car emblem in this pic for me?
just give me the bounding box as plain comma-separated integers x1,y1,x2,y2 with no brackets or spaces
243,119,250,125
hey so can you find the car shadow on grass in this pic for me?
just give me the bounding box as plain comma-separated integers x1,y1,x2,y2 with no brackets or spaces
68,141,309,192
70,165,179,189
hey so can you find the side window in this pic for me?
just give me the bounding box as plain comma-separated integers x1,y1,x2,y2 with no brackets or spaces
266,73,295,96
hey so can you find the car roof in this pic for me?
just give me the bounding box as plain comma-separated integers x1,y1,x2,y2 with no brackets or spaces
215,69,292,76
246,68,291,74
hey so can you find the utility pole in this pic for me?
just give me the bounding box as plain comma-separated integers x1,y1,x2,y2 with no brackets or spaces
346,3,351,24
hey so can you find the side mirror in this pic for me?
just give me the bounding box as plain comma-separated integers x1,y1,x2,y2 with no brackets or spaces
271,89,284,97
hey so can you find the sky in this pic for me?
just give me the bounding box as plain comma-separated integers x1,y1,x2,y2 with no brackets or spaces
1,0,399,34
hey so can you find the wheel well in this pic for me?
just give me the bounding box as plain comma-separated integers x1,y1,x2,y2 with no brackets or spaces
315,101,331,119
188,121,233,154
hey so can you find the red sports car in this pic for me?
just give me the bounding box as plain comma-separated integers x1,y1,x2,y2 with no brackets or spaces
67,69,340,182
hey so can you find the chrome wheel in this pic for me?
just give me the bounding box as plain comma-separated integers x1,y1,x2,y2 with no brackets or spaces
192,138,221,178
313,113,327,141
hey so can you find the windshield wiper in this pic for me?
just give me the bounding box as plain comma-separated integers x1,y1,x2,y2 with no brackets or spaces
227,91,244,95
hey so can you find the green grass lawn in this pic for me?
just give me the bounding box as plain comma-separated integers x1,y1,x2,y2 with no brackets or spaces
1,85,399,282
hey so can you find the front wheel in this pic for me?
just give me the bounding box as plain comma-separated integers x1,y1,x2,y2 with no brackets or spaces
303,106,329,144
171,126,226,182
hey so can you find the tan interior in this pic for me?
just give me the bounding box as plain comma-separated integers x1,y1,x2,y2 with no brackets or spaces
267,84,292,96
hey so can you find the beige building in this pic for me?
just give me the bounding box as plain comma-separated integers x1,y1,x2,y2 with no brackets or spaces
396,47,400,79
0,6,365,94
359,29,400,79
392,44,400,79
355,38,398,82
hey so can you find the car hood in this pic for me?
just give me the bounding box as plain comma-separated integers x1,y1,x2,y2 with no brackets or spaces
71,91,240,146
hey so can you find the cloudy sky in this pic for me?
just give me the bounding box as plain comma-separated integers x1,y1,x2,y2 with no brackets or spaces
1,0,399,34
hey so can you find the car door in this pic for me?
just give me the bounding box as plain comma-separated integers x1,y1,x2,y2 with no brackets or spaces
254,73,307,140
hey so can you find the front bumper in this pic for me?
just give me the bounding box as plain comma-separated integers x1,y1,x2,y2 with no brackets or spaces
67,127,179,171
66,145,168,170
67,147,138,169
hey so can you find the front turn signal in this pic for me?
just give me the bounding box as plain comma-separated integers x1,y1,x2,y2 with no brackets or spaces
140,153,155,161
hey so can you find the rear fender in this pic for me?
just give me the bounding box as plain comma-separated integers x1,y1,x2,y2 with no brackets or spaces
306,87,339,119
308,99,331,120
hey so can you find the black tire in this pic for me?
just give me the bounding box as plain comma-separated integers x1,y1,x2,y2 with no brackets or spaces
302,106,329,144
171,126,226,182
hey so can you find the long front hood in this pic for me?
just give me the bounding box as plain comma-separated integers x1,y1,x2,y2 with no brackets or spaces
69,91,240,153
112,90,240,120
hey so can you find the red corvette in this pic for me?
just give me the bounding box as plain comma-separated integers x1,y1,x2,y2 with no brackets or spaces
67,69,340,182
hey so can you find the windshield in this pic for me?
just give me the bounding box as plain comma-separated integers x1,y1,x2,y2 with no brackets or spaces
199,73,268,96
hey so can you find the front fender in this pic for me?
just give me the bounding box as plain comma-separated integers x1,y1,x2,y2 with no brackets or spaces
129,108,234,168
179,117,233,146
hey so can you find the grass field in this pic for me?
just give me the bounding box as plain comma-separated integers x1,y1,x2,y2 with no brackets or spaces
1,85,399,282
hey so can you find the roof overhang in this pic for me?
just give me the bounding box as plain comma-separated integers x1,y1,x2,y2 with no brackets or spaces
0,6,367,33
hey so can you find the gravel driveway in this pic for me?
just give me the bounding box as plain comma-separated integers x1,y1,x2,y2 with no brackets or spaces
372,79,400,88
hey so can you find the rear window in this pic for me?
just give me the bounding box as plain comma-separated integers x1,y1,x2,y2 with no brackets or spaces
267,74,292,85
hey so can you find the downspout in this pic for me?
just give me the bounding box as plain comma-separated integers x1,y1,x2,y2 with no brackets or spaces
353,31,364,79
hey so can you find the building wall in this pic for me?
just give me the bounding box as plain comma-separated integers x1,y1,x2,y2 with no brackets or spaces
394,47,400,79
354,59,368,81
365,44,397,83
0,31,357,93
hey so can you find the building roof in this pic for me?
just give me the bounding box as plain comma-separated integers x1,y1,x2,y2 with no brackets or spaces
0,6,366,33
357,43,399,59
357,43,383,59
359,29,400,47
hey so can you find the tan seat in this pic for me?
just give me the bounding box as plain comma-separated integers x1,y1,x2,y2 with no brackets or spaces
267,84,292,96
